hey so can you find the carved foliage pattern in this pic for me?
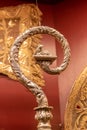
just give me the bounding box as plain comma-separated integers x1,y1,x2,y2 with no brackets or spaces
0,4,44,86
65,67,87,130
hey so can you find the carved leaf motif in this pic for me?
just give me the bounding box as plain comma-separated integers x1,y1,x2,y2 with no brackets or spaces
0,4,44,87
64,67,87,130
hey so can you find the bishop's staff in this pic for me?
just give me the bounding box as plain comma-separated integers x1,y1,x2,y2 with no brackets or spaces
10,26,70,130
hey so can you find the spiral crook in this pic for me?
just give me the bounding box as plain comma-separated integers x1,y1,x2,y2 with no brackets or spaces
10,26,70,130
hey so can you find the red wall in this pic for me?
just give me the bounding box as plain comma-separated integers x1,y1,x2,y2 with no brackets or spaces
0,75,37,130
0,0,87,130
53,0,87,124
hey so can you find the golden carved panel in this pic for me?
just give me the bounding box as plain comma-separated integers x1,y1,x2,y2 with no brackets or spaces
0,4,44,86
64,67,87,130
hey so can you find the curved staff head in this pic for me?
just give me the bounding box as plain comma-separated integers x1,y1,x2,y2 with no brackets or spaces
10,26,71,130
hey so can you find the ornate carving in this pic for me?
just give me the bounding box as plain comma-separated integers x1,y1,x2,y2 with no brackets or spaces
64,67,87,130
10,26,70,130
33,26,70,75
0,4,44,86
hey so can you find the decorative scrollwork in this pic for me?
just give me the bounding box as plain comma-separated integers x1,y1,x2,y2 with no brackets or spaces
34,26,71,75
64,67,87,130
10,26,70,130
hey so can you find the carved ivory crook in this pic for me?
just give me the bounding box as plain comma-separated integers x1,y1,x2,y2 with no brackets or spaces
10,26,70,130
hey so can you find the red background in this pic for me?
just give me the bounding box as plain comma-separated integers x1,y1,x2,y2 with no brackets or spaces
0,0,87,130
